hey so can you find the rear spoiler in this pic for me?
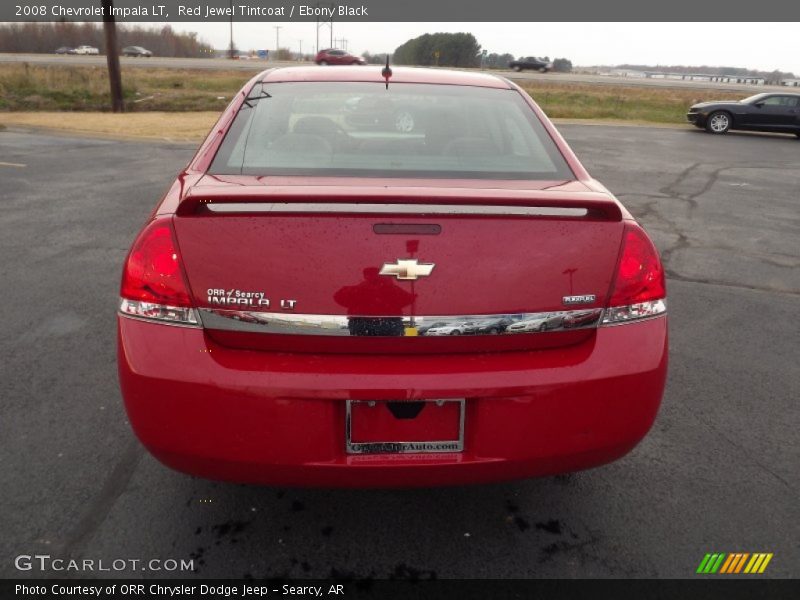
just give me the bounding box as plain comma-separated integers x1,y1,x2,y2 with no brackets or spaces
176,186,623,221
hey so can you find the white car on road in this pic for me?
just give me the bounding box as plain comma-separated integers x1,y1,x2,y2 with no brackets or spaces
506,313,564,333
425,322,472,336
74,46,100,55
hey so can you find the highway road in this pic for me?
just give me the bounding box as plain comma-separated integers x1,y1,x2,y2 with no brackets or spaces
0,52,793,94
1,124,798,580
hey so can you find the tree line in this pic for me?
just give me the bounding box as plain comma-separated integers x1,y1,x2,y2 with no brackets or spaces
616,63,796,83
387,33,572,72
0,22,213,57
393,33,483,68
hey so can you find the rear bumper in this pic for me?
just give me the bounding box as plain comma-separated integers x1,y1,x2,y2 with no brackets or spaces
117,315,668,487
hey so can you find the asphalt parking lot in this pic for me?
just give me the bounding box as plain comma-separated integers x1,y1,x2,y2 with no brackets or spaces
1,124,797,579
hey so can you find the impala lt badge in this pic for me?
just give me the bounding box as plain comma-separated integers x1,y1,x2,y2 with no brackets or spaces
379,259,435,281
206,289,296,310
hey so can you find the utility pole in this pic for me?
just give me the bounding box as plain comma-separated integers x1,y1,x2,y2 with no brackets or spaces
101,0,123,112
229,0,235,59
274,26,282,58
315,3,334,54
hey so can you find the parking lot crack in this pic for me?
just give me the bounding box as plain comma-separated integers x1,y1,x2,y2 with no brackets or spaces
692,414,796,495
56,438,144,565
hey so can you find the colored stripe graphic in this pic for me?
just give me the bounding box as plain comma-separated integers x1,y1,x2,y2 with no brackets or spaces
719,554,736,573
697,553,727,573
735,553,750,573
697,554,712,573
709,553,726,573
744,553,774,574
759,554,773,573
745,554,760,573
700,552,773,574
730,553,746,573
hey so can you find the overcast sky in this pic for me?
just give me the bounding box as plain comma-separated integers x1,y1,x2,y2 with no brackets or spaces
170,22,800,74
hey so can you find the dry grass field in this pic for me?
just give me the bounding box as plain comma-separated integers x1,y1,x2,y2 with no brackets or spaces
516,81,727,123
0,62,753,139
0,63,250,112
0,111,219,141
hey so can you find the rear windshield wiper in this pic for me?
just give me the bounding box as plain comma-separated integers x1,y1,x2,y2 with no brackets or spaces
242,86,272,109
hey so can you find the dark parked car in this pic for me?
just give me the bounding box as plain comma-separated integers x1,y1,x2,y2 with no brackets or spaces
463,317,514,335
315,48,366,65
509,56,553,72
687,93,800,137
122,46,153,57
562,310,603,329
55,46,76,55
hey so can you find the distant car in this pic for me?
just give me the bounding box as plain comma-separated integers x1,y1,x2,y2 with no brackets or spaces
55,47,75,55
227,310,261,324
509,56,553,73
687,93,800,137
507,313,564,333
417,321,449,336
74,45,99,55
463,317,514,335
122,46,153,58
562,310,602,329
315,48,366,66
425,322,472,336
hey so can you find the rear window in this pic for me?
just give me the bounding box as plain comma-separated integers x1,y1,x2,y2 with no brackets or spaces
209,81,573,180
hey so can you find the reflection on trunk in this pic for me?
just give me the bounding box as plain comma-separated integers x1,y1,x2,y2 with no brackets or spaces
334,267,415,336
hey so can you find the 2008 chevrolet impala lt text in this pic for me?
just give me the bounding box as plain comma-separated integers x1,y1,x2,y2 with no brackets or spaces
117,66,668,487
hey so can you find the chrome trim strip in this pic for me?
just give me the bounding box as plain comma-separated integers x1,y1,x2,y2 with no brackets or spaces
197,307,604,336
118,312,203,329
599,313,667,327
345,399,465,454
118,299,202,328
204,202,588,218
601,299,667,325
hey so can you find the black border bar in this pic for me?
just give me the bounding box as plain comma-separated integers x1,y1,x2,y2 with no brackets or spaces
3,579,798,600
2,0,799,22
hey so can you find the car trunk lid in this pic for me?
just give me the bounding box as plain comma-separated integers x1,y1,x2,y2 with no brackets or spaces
172,180,624,353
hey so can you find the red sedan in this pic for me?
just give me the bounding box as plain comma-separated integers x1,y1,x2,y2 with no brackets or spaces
314,48,366,65
118,66,667,487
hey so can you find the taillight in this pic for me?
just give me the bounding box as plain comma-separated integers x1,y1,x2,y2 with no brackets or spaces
119,217,198,326
603,223,667,325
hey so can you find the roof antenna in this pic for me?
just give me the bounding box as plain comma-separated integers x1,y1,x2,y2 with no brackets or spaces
381,54,392,90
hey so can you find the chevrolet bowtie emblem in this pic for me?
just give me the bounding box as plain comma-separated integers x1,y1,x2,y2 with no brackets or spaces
379,258,435,280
